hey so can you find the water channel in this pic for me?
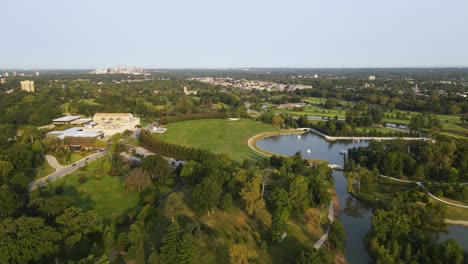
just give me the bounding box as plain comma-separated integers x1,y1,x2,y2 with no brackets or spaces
256,132,468,263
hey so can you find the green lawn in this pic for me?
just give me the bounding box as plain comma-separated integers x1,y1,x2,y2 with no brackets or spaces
50,174,140,216
155,118,279,162
35,160,56,179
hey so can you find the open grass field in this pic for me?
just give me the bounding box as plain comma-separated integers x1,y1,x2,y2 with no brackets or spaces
35,160,56,179
155,118,279,162
47,158,141,217
51,174,140,216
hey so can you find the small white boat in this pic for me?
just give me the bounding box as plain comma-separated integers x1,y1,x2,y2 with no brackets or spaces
306,149,311,153
297,135,301,139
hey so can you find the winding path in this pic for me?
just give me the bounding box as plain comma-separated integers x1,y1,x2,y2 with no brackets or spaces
379,175,468,209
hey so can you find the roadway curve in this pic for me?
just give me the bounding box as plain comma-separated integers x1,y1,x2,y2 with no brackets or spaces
30,151,108,191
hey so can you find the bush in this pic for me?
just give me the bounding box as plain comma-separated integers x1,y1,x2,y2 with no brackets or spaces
78,175,87,184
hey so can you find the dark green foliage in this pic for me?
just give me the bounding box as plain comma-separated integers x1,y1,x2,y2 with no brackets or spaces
0,217,61,263
140,154,173,183
0,185,22,219
192,176,222,214
328,221,345,251
140,130,219,162
159,222,181,264
295,248,333,264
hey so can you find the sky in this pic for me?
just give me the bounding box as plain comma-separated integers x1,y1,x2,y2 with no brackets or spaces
2,0,468,69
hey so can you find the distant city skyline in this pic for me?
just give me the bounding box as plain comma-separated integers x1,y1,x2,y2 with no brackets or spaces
2,0,468,69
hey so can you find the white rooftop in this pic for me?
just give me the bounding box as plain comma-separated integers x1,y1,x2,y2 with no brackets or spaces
47,127,103,139
53,115,81,122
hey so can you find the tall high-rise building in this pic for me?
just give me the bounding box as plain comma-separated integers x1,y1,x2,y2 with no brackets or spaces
35,71,40,76
0,78,6,84
20,80,35,92
4,72,9,77
12,71,17,77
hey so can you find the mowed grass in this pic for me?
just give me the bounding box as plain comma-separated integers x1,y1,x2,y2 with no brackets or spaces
51,174,140,216
35,160,56,179
155,119,279,162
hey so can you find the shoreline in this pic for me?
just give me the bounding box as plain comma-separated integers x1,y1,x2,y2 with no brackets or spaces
247,130,328,164
445,219,468,227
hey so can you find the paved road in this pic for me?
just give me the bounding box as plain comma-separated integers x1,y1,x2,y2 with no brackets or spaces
44,155,65,170
30,151,108,191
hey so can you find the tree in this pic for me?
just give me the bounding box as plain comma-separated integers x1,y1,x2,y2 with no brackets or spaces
328,221,345,251
270,209,289,243
192,176,222,214
177,232,198,264
295,248,332,264
159,222,181,264
229,244,258,264
56,206,102,247
0,185,21,219
124,168,153,191
28,196,72,218
0,217,61,263
289,175,309,214
0,160,13,185
141,154,173,183
240,173,265,215
271,115,285,128
147,248,159,264
127,224,144,259
345,166,376,194
163,194,185,222
102,224,115,255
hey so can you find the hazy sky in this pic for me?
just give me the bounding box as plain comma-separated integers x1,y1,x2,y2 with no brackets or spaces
2,0,468,69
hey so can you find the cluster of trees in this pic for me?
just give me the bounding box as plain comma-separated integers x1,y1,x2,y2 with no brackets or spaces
311,119,412,137
347,137,468,184
343,165,466,263
368,206,464,263
140,129,218,162
257,112,299,128
409,113,441,131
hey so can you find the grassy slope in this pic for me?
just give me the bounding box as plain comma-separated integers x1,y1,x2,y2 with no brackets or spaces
147,188,324,264
155,119,279,162
48,159,140,217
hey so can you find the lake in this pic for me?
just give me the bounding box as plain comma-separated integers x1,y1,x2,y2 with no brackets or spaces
256,132,468,263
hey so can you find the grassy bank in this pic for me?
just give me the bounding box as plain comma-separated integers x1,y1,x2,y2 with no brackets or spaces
154,118,279,162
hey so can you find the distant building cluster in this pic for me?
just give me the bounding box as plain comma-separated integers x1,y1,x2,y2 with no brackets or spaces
92,65,145,75
20,80,35,92
1,71,40,79
190,77,313,91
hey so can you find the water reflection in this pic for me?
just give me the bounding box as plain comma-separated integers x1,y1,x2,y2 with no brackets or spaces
256,131,468,262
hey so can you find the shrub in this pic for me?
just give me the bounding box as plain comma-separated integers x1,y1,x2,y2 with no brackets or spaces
78,175,87,184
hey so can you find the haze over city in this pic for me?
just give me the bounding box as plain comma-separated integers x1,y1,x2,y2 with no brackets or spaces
2,0,468,69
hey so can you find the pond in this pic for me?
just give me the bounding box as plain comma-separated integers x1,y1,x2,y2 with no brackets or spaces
256,132,468,263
